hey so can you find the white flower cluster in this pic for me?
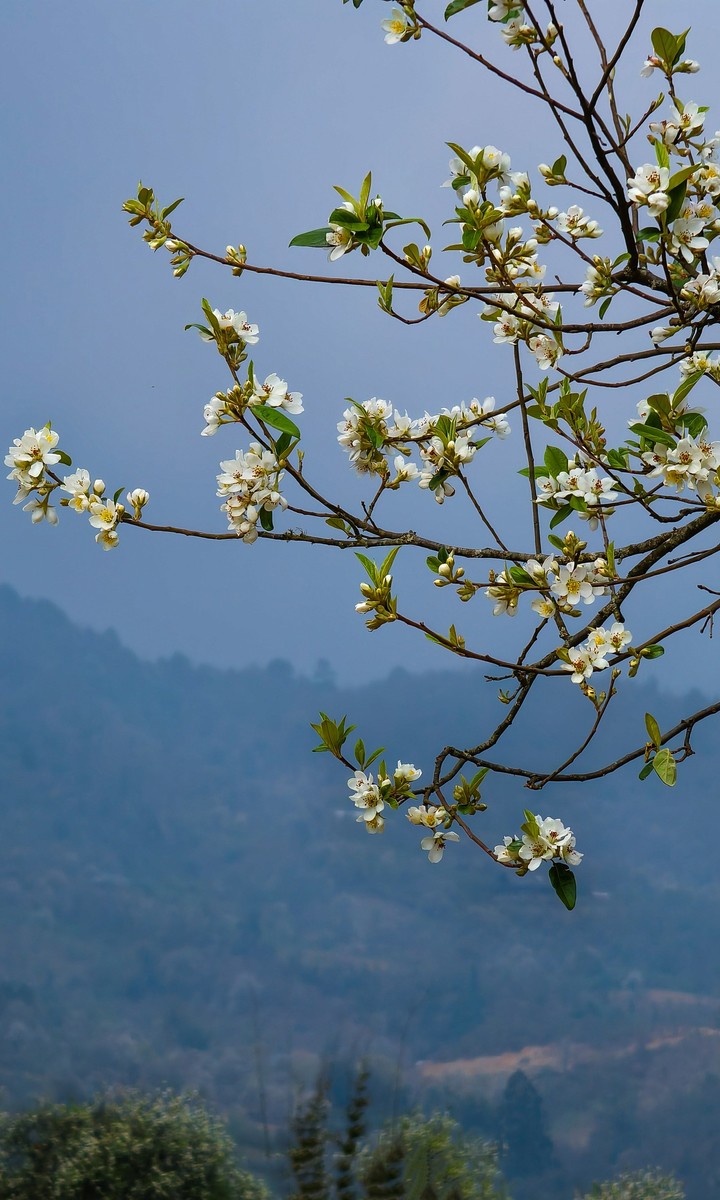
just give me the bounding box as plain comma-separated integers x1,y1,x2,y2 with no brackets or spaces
196,313,303,435
486,290,558,343
216,444,287,542
678,351,720,381
579,257,616,308
536,458,618,530
680,257,720,308
561,622,632,684
202,372,303,436
337,396,509,499
641,54,699,78
348,761,422,837
495,815,582,870
554,205,603,240
642,434,720,495
6,426,62,524
626,96,720,275
5,426,145,550
62,475,149,550
485,553,612,619
199,308,259,345
406,802,459,863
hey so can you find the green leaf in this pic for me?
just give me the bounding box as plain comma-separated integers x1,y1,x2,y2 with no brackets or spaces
384,215,432,240
444,0,481,18
249,404,301,439
653,747,677,786
355,738,365,767
665,180,688,225
446,142,480,176
598,296,614,320
547,534,565,552
645,711,662,750
543,444,569,477
469,766,489,790
259,507,274,532
521,809,540,840
428,469,450,492
628,423,676,448
672,370,703,409
56,450,72,467
651,27,689,67
113,488,124,505
289,227,333,248
606,448,628,470
160,197,184,219
508,565,533,586
549,862,577,910
201,298,221,333
364,746,385,770
274,431,292,457
551,154,567,177
683,412,708,438
639,761,655,781
668,163,699,191
326,516,350,535
355,553,378,583
549,503,574,529
646,391,672,417
379,544,401,580
642,643,665,660
359,171,372,212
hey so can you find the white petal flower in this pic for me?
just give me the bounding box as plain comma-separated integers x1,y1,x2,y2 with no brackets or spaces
88,499,119,531
382,7,411,44
420,830,460,863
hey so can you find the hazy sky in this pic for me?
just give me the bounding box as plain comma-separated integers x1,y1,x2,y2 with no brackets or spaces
2,0,719,688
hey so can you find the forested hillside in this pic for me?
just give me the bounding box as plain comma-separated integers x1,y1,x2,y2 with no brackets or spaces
1,585,719,1197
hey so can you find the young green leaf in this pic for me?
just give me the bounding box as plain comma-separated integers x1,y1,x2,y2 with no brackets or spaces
549,863,577,910
645,712,662,750
652,747,677,786
250,404,301,439
445,0,481,16
543,445,569,476
355,553,378,584
289,227,333,248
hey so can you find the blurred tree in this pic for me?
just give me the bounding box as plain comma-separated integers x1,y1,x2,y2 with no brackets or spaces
0,1090,266,1200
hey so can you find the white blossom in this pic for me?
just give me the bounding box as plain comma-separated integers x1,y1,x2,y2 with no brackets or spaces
669,217,710,263
348,770,386,820
251,372,303,415
199,309,259,344
5,425,61,490
88,498,120,532
382,7,411,44
420,829,460,864
217,443,287,541
554,205,602,239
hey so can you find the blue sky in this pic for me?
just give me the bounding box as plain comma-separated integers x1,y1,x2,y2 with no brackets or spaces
2,0,719,689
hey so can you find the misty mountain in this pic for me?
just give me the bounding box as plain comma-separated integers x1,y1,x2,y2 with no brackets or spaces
1,584,719,1197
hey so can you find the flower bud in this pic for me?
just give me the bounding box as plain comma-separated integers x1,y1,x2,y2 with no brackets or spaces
93,479,105,496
